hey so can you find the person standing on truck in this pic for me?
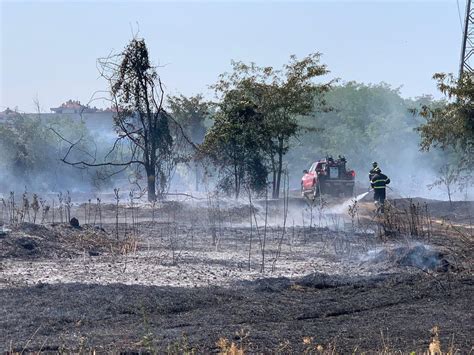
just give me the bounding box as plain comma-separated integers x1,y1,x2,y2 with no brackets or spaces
369,161,379,181
370,167,390,213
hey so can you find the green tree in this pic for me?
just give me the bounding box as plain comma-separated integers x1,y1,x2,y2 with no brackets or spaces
168,94,211,191
286,82,446,195
0,112,97,191
292,83,417,169
212,54,332,198
168,94,209,144
201,96,267,198
416,73,473,185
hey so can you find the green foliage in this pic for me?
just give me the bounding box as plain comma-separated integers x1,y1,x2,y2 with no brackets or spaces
415,73,473,185
209,54,332,198
287,81,448,194
167,94,212,191
0,113,97,191
201,98,267,198
295,82,417,167
168,94,210,145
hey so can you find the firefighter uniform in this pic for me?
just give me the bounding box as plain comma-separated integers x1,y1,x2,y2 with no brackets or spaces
369,162,379,181
371,169,390,209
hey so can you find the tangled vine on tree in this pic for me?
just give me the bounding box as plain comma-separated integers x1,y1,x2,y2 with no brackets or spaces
58,38,184,202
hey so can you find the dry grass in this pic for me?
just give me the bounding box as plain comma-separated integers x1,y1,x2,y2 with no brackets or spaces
216,337,245,355
216,329,249,355
120,235,139,255
302,336,334,354
6,324,468,354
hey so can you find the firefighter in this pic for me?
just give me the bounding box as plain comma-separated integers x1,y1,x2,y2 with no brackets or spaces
370,167,390,213
369,161,379,181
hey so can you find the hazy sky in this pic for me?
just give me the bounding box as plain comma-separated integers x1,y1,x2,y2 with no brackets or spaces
0,0,466,113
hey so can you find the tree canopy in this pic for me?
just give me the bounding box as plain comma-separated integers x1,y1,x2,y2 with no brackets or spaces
207,54,332,198
416,73,473,185
0,113,99,191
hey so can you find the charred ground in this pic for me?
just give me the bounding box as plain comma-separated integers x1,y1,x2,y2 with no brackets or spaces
0,196,473,353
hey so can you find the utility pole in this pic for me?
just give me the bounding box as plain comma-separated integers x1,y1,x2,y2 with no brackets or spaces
460,0,474,77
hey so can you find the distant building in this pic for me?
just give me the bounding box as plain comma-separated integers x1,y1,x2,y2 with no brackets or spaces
50,99,109,114
1,101,124,139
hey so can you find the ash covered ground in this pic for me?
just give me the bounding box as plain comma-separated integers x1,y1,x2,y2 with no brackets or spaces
0,194,473,353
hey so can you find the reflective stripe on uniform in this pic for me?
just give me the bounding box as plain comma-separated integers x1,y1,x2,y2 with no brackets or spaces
373,186,386,189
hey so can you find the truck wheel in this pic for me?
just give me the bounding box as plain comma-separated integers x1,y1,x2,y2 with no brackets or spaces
313,183,321,199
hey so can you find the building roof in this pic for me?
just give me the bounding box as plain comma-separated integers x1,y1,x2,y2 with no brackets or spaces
50,100,105,114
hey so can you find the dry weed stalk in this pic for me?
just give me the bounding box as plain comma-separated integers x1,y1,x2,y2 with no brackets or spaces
427,325,460,355
216,329,248,355
276,339,292,352
165,333,196,354
65,191,72,222
244,189,270,270
151,199,157,223
52,198,55,224
271,169,290,273
40,197,50,224
121,235,139,255
302,336,331,354
429,326,442,355
0,198,6,225
169,210,182,265
129,190,138,237
380,200,433,240
260,187,269,273
96,198,102,228
21,189,30,223
114,188,120,240
31,194,40,223
9,191,16,224
379,328,392,355
348,199,358,232
246,187,255,271
87,198,92,224
58,192,64,223
206,191,224,250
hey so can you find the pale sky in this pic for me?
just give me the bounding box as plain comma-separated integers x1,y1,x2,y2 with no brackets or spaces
0,0,466,113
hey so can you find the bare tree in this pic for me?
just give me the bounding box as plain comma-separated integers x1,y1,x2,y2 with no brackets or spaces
429,164,458,207
56,37,188,201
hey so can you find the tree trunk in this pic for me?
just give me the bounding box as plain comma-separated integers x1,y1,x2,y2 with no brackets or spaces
270,154,277,199
272,164,277,199
234,163,241,199
146,164,156,202
274,138,284,199
446,183,452,207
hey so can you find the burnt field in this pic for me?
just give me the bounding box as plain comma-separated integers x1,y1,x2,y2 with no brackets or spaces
0,195,473,353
